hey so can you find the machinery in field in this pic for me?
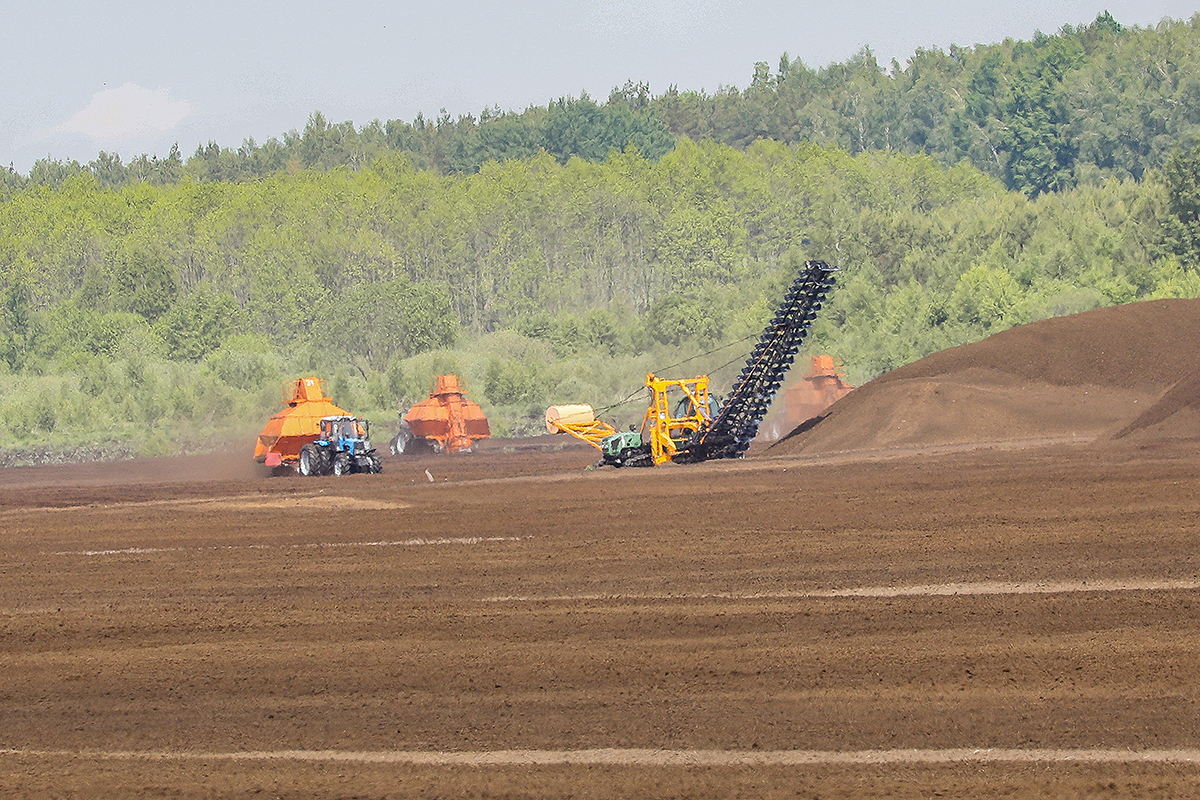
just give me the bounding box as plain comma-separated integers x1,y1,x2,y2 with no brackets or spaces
255,377,347,470
546,374,718,467
760,355,855,440
790,354,854,416
298,416,382,476
547,260,838,466
391,374,491,455
254,377,381,476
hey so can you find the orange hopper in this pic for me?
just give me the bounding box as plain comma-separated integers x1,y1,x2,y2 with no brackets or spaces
254,377,350,468
761,355,854,440
781,355,854,428
403,374,490,453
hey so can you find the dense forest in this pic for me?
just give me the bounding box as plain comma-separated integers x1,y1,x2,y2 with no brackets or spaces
5,13,1200,198
1,12,1200,461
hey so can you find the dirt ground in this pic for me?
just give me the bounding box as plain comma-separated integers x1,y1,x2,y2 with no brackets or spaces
5,299,1200,798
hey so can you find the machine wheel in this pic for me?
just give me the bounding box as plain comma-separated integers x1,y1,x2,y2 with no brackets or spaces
298,443,320,476
355,454,380,473
332,452,352,476
390,423,415,456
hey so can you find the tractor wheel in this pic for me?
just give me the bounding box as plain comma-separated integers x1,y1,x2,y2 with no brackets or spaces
315,446,332,475
332,452,352,476
298,444,320,476
390,423,415,456
365,453,383,473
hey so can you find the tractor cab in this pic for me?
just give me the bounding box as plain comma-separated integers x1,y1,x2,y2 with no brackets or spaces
320,415,369,450
673,392,720,423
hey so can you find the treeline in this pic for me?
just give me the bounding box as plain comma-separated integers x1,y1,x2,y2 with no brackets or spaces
658,12,1200,196
1,137,1199,456
3,13,1199,199
0,94,675,195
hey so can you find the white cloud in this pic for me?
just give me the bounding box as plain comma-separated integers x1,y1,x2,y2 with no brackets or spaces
55,83,194,141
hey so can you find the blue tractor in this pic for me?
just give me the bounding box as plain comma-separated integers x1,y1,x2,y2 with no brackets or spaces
298,415,383,476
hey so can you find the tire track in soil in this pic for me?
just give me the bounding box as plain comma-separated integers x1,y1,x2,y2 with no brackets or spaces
5,747,1200,766
483,578,1200,603
48,535,528,557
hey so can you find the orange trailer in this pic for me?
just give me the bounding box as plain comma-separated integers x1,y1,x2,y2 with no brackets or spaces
392,374,490,455
254,377,350,469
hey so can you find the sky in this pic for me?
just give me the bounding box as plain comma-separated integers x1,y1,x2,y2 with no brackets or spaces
1,0,1196,174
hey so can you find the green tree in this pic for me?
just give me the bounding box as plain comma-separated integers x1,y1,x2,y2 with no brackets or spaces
1162,143,1200,266
109,246,178,322
645,291,726,346
484,357,544,405
0,163,26,198
90,151,128,188
157,288,246,361
319,279,457,371
27,158,86,189
948,263,1023,330
0,280,34,370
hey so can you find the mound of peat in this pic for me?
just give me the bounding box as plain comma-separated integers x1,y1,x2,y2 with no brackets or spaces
772,298,1200,455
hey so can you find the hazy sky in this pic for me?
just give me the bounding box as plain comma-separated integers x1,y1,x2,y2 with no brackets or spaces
2,0,1195,173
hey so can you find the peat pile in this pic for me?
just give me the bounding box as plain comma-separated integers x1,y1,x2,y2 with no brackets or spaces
772,298,1200,456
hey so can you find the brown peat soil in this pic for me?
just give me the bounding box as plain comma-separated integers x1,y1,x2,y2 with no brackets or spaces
4,298,1200,798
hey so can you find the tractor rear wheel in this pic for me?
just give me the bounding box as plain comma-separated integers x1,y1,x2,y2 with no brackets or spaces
298,443,320,476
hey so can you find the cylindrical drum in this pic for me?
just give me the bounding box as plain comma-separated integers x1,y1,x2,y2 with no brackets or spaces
545,404,596,433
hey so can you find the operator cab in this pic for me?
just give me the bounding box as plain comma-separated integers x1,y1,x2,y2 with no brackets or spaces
319,415,369,442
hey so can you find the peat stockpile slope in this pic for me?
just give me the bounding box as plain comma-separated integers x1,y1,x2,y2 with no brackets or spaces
1112,366,1200,442
773,298,1200,456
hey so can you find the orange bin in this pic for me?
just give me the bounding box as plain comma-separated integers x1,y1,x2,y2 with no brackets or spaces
254,377,349,467
779,355,854,427
405,374,490,453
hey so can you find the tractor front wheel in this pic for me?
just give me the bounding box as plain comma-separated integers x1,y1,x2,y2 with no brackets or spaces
332,452,352,476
